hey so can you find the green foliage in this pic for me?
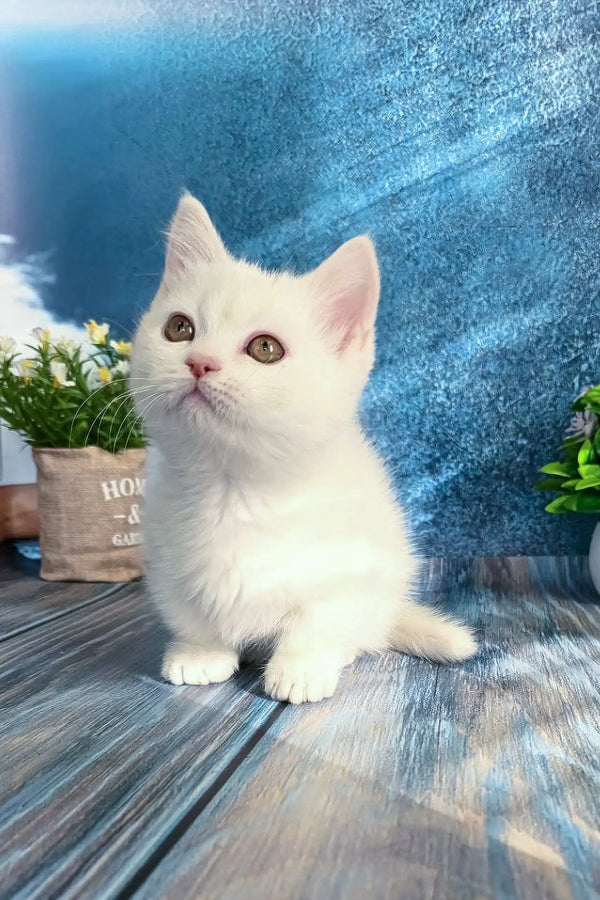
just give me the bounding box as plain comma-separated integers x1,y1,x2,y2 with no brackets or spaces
0,324,146,453
537,384,600,514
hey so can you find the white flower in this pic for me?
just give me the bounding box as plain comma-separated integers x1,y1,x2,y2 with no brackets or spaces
565,385,600,440
566,410,598,440
112,359,130,378
110,339,132,356
84,319,110,346
12,358,38,380
0,336,16,364
0,336,16,356
50,360,75,388
53,336,79,357
32,326,52,346
87,365,113,388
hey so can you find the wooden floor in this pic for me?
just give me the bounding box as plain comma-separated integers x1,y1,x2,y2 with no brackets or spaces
1,548,600,900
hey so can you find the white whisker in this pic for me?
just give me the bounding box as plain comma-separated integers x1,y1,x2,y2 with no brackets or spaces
122,392,165,452
111,391,154,453
82,391,130,450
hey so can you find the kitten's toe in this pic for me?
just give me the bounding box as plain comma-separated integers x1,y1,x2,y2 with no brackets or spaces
162,643,238,686
265,655,341,703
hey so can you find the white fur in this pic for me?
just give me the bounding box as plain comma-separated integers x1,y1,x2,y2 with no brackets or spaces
132,194,476,704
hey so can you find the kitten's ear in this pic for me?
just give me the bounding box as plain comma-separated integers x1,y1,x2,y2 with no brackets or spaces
164,192,227,280
307,236,380,353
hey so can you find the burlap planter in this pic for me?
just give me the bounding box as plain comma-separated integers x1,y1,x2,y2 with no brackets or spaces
32,447,146,582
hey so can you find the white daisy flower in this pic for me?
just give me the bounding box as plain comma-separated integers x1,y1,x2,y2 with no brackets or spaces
50,360,75,388
566,385,600,440
112,359,130,377
12,358,38,381
110,339,131,356
53,336,80,357
0,336,16,364
84,319,110,346
0,336,16,355
32,326,52,346
87,365,113,388
566,410,599,440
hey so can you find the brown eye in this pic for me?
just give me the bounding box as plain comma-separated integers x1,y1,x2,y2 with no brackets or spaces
246,334,285,364
164,314,195,342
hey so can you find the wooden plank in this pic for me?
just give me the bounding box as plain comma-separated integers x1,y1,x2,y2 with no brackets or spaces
0,582,279,900
0,543,123,639
135,558,600,900
421,555,596,600
470,555,597,600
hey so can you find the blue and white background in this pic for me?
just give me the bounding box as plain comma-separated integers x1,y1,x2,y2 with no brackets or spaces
1,0,599,555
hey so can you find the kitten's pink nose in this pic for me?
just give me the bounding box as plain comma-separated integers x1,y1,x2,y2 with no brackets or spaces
185,355,221,379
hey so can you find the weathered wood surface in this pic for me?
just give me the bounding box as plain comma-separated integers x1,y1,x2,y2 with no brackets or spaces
0,544,122,639
0,555,598,900
422,554,596,600
0,580,278,900
137,557,600,900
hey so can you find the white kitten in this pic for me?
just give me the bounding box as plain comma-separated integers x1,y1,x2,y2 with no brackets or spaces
131,193,476,704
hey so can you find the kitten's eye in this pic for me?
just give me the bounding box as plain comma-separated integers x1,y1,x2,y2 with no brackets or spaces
164,314,195,342
246,334,285,364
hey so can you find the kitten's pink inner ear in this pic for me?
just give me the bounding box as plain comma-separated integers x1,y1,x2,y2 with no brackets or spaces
164,192,227,280
308,236,380,353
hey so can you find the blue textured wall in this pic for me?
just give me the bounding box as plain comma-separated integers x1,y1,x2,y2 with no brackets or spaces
1,1,599,555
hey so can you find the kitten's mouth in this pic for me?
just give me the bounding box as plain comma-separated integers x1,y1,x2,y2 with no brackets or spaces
171,380,236,424
183,383,216,412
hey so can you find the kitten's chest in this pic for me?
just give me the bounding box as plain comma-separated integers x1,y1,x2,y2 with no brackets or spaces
148,469,386,637
152,481,297,605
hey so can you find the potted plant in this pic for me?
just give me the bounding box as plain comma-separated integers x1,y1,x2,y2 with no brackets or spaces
0,323,146,581
537,383,600,593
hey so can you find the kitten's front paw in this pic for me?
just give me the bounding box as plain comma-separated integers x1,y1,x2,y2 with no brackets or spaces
265,654,342,704
162,642,238,686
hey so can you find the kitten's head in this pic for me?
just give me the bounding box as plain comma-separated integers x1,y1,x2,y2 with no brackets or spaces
132,193,380,467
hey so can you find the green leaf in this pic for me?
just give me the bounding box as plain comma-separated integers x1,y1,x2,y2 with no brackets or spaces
559,479,580,489
563,435,584,451
540,462,576,477
563,493,600,512
545,495,572,513
535,478,567,492
572,385,600,410
578,464,600,479
577,440,594,466
575,478,600,491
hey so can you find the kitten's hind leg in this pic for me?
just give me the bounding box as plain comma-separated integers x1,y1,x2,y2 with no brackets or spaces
162,638,239,686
